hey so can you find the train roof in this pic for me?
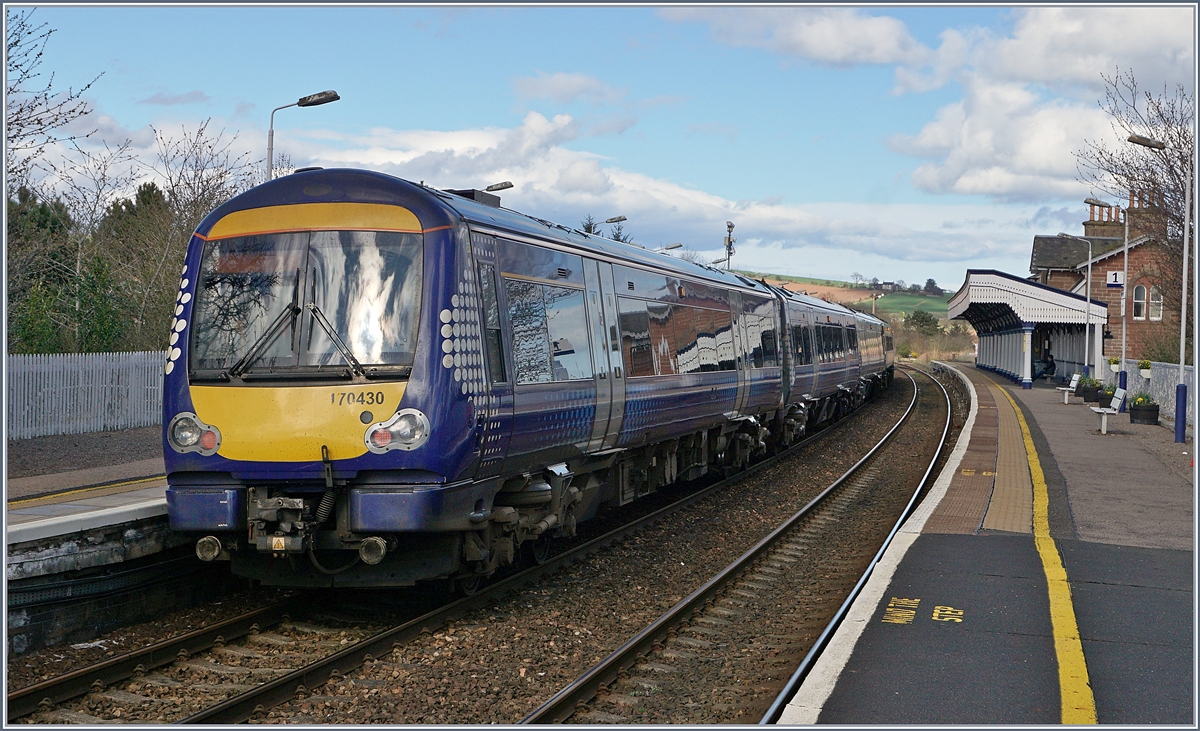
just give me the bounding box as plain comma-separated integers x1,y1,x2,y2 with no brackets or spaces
196,168,777,298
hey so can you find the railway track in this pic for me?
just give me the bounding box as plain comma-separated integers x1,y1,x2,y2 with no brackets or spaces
521,366,950,724
9,370,934,725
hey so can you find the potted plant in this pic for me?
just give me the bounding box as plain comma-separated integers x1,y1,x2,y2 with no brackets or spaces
1128,392,1159,425
1138,359,1153,379
1097,383,1116,409
1077,375,1101,402
1108,356,1121,373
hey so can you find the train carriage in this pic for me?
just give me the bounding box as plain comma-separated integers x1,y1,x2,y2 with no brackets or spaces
164,168,894,588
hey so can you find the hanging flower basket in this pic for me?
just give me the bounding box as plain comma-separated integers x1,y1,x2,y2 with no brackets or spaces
1109,363,1120,373
1139,368,1153,379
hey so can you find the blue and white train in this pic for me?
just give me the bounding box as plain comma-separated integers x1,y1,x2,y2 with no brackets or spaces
163,168,895,589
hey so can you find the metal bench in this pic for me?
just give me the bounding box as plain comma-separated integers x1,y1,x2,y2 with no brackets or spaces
1056,373,1082,404
1090,387,1127,435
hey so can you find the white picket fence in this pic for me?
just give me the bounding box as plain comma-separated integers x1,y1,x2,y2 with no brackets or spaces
7,351,167,440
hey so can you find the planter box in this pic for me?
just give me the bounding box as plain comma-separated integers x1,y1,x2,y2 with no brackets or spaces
1129,404,1160,425
1139,369,1153,379
1079,386,1100,402
1109,364,1120,373
1096,393,1114,409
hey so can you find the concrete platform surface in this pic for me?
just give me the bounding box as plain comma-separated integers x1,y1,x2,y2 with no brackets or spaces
780,363,1194,725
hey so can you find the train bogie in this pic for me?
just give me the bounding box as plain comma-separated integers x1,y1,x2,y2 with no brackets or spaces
164,168,896,588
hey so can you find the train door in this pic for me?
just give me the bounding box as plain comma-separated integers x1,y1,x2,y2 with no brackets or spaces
582,260,626,451
728,291,750,417
792,309,816,398
472,239,514,479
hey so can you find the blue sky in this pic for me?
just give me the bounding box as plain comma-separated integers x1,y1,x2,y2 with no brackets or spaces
18,5,1197,291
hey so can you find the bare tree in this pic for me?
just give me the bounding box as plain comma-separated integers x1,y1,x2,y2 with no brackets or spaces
675,248,705,264
1076,68,1194,328
850,271,864,287
5,8,100,195
123,120,259,345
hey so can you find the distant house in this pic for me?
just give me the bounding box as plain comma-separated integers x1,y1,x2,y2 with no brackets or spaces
881,281,896,292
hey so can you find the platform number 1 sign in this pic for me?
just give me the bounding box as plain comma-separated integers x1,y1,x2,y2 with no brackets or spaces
1107,271,1125,288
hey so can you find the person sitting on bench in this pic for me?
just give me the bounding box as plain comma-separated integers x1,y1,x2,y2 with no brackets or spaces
1033,353,1057,381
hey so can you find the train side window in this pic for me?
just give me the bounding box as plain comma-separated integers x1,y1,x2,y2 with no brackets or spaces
696,308,720,372
847,327,858,355
793,325,810,366
761,327,778,367
646,302,678,375
618,297,654,377
543,285,593,381
673,305,702,374
715,310,736,371
479,263,506,383
505,278,553,384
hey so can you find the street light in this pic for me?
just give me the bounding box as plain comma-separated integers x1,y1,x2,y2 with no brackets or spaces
268,89,340,180
1058,232,1095,377
1129,133,1194,443
653,243,683,253
871,292,885,315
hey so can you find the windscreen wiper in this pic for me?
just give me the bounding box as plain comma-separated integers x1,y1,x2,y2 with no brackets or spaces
227,302,301,379
306,302,365,377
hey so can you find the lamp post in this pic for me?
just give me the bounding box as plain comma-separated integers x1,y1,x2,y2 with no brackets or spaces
871,292,885,315
653,243,683,253
1129,133,1193,443
1058,232,1095,377
267,90,340,181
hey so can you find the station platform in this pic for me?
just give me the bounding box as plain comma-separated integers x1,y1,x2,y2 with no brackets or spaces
6,455,170,584
779,362,1194,725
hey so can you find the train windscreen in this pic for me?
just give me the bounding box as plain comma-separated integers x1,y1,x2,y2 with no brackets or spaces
189,230,422,376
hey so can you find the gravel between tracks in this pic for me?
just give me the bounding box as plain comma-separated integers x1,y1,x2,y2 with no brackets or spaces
256,379,920,724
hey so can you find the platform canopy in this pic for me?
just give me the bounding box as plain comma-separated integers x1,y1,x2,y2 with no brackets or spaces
949,269,1108,387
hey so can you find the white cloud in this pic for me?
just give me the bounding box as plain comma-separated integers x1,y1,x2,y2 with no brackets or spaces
660,7,931,67
513,72,625,105
890,74,1115,201
985,7,1194,92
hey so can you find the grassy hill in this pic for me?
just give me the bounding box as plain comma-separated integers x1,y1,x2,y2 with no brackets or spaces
853,291,953,321
733,270,953,322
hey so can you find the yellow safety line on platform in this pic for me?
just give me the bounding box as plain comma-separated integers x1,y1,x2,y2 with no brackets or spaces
7,474,166,507
997,387,1097,724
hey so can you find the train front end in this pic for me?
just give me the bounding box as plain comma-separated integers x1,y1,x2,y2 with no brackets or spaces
163,169,487,587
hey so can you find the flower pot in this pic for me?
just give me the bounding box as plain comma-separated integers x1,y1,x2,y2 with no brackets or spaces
1129,403,1159,425
1079,386,1100,402
1109,363,1120,373
1140,369,1153,379
1096,393,1113,409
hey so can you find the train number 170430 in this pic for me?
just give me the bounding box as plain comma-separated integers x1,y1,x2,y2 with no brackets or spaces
331,391,386,406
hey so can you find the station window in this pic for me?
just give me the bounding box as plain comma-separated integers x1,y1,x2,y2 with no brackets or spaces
1149,286,1163,321
1133,284,1147,320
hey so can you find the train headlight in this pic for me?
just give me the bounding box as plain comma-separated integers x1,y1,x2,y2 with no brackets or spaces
365,408,430,453
168,412,221,456
171,415,201,447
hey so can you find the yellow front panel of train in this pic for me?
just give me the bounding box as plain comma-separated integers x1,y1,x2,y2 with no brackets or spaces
190,383,407,462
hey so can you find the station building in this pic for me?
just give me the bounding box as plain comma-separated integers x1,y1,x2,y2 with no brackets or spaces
950,190,1181,387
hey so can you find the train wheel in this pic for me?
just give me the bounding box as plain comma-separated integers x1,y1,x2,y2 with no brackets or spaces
456,575,485,597
522,533,553,566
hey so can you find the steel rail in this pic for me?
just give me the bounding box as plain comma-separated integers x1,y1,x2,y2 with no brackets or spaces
6,598,300,721
759,364,952,723
520,369,930,724
178,379,894,724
